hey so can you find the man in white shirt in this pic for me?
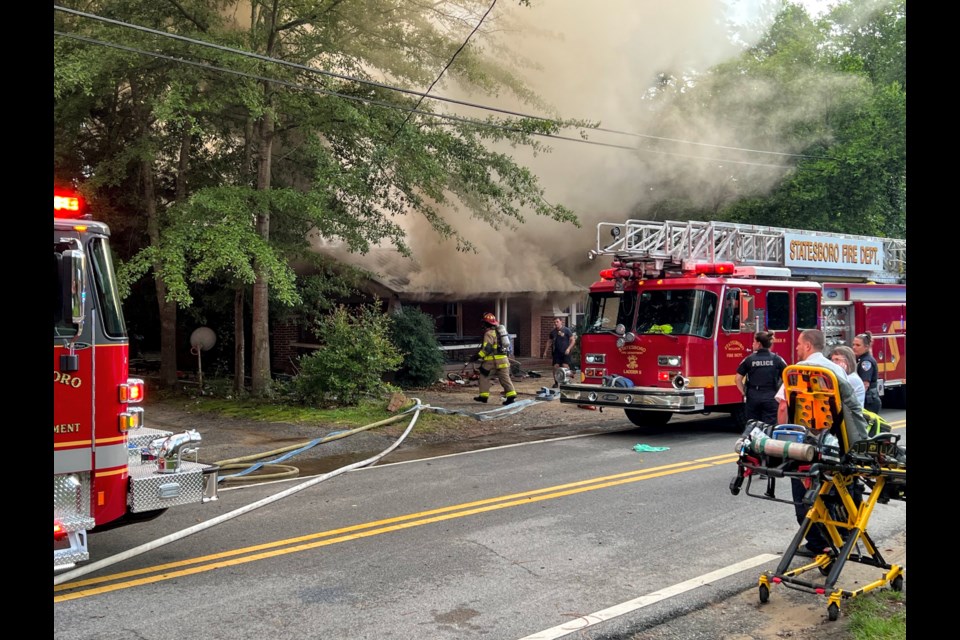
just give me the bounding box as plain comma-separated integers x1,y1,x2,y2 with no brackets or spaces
774,329,869,557
775,330,868,439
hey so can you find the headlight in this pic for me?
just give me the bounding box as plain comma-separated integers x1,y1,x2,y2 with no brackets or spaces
585,354,606,364
658,355,682,367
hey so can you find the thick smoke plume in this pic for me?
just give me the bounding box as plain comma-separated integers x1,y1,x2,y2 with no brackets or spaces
322,1,854,296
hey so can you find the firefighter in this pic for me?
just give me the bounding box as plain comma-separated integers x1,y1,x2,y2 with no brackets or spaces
471,313,518,405
734,331,786,425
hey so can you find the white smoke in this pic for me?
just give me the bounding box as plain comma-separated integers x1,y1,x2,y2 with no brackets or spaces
321,1,853,294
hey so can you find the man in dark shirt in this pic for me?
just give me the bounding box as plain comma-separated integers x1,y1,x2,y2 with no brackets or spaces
543,317,576,388
735,331,786,425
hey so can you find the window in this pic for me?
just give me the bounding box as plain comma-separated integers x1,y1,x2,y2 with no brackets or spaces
571,300,586,334
796,292,819,329
721,289,741,332
89,238,127,338
583,292,636,334
634,289,718,338
767,291,790,331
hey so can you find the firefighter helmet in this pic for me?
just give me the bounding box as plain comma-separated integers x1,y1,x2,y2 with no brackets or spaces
482,312,498,326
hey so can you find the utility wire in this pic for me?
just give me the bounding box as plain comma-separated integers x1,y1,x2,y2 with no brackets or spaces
55,30,795,170
386,0,497,145
53,4,817,167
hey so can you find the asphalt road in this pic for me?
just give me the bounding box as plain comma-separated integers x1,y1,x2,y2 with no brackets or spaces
53,409,906,640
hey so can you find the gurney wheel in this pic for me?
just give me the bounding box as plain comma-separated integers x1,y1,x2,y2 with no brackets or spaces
728,476,741,496
758,584,769,604
827,603,840,621
891,575,903,592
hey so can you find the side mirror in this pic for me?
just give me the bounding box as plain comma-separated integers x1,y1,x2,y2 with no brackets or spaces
61,249,86,328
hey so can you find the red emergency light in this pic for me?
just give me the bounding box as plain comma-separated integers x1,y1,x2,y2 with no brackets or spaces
690,262,735,276
54,521,67,541
119,379,145,403
599,268,633,280
54,190,85,219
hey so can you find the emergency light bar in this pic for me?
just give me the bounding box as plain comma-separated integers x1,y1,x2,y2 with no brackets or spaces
54,191,85,219
682,261,736,276
599,267,633,280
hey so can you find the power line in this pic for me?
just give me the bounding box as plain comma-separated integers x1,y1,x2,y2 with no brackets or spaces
388,0,498,144
55,30,796,171
53,4,818,167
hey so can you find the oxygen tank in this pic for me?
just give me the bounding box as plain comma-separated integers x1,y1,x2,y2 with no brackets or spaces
496,324,511,354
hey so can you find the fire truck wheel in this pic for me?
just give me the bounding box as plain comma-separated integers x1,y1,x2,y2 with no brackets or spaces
624,409,672,429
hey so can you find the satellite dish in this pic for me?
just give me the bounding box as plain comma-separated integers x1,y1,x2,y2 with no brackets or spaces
190,327,217,351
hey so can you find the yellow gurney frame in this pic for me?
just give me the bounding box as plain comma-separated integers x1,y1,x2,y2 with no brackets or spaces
730,364,906,621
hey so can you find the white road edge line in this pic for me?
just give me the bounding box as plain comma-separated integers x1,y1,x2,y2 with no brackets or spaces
516,553,780,640
223,430,643,490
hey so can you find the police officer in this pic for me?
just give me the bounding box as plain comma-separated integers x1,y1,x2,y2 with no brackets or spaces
735,331,787,425
852,331,881,413
471,313,518,405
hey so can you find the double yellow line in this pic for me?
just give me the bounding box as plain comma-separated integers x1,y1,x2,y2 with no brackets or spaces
54,419,905,602
54,454,737,601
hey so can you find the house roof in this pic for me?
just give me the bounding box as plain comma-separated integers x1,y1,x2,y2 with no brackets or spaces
313,244,587,301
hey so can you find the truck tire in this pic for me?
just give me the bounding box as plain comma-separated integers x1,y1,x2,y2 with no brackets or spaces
624,409,672,429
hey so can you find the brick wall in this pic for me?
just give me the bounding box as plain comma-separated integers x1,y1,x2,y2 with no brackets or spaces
540,316,556,357
271,321,300,375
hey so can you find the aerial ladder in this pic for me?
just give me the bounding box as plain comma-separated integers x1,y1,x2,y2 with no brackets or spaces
587,220,906,284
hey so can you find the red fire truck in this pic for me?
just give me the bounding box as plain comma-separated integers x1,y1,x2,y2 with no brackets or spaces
557,220,906,428
54,190,219,572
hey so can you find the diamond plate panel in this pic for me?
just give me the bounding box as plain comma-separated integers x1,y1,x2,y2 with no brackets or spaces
128,461,207,512
54,472,91,522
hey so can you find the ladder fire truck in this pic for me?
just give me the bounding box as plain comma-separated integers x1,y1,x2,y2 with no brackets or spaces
54,190,219,572
556,219,906,428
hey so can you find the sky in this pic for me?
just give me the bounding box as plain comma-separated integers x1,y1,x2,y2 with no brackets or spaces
326,0,859,300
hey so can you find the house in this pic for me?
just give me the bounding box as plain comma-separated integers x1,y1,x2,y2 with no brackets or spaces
272,246,587,374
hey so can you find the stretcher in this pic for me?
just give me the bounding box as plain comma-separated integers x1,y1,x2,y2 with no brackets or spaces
729,364,906,621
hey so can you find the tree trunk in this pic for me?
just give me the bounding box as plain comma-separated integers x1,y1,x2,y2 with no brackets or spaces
142,160,179,389
233,287,245,394
130,72,180,391
250,10,279,396
250,109,275,395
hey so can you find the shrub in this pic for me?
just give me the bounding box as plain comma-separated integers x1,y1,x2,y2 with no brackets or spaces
294,304,403,406
389,307,445,388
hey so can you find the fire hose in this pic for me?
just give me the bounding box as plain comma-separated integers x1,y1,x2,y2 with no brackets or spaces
53,393,544,586
214,412,423,483
53,399,427,586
